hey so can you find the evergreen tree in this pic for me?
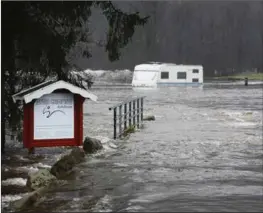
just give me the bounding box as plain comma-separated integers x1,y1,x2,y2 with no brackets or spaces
1,1,148,153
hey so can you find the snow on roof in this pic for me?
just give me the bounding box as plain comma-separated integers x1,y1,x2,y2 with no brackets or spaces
12,80,98,104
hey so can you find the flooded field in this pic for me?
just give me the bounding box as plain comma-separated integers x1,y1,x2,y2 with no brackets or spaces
2,83,263,212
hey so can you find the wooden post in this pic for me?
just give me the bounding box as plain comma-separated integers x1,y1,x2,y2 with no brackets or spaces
124,103,127,130
113,108,117,139
119,105,122,137
137,99,140,128
244,77,248,86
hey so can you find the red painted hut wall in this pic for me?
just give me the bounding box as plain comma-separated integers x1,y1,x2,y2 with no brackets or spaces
23,94,85,148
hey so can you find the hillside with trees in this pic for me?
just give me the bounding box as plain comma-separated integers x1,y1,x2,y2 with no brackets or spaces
83,1,263,76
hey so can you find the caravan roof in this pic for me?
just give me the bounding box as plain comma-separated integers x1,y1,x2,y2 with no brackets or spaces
134,63,203,72
135,63,178,71
134,63,163,71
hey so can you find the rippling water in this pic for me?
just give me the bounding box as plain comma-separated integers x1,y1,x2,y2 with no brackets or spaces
2,83,263,212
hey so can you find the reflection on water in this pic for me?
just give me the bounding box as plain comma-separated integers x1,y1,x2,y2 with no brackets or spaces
2,83,263,212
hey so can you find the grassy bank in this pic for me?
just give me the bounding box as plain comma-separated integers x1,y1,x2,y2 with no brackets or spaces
207,73,263,81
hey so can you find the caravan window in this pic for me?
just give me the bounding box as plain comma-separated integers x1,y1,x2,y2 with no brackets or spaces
177,72,187,79
161,72,169,79
193,69,199,73
192,78,199,82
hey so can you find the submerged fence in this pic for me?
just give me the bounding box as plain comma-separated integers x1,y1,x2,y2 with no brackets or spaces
109,96,146,139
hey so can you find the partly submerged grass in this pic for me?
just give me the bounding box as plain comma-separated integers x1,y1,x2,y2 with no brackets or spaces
122,125,136,138
211,73,263,81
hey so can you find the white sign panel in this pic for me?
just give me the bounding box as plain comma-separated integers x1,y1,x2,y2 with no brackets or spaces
34,93,74,140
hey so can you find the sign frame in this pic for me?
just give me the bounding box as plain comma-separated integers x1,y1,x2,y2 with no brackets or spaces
23,90,85,148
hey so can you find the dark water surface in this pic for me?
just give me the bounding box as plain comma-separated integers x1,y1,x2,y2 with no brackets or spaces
2,84,263,212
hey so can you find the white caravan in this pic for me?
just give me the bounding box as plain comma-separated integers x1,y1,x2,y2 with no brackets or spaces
131,62,203,87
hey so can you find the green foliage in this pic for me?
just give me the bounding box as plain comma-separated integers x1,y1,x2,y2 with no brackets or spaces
212,73,263,81
96,2,148,61
123,125,136,138
1,1,148,146
2,1,148,81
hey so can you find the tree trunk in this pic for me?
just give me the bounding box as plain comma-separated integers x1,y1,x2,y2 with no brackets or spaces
261,33,263,73
2,113,6,154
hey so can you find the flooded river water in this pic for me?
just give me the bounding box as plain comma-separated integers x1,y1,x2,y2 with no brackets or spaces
2,83,263,212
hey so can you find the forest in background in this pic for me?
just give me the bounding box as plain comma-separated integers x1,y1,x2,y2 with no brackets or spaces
81,1,263,76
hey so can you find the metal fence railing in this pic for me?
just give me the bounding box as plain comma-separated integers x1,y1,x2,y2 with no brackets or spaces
109,96,146,139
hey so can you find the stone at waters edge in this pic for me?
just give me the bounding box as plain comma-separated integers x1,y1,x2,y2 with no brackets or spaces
12,147,86,211
26,168,57,191
83,136,103,154
143,115,155,121
12,187,48,210
50,147,85,179
14,178,67,210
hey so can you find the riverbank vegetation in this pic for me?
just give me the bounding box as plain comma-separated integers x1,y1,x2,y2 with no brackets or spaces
208,72,263,81
1,1,148,153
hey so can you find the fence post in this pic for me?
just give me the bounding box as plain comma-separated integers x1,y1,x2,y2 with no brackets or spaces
110,96,145,139
137,99,140,128
113,108,117,139
133,100,136,126
124,103,127,130
141,97,144,123
129,102,132,126
129,101,132,127
119,105,122,137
